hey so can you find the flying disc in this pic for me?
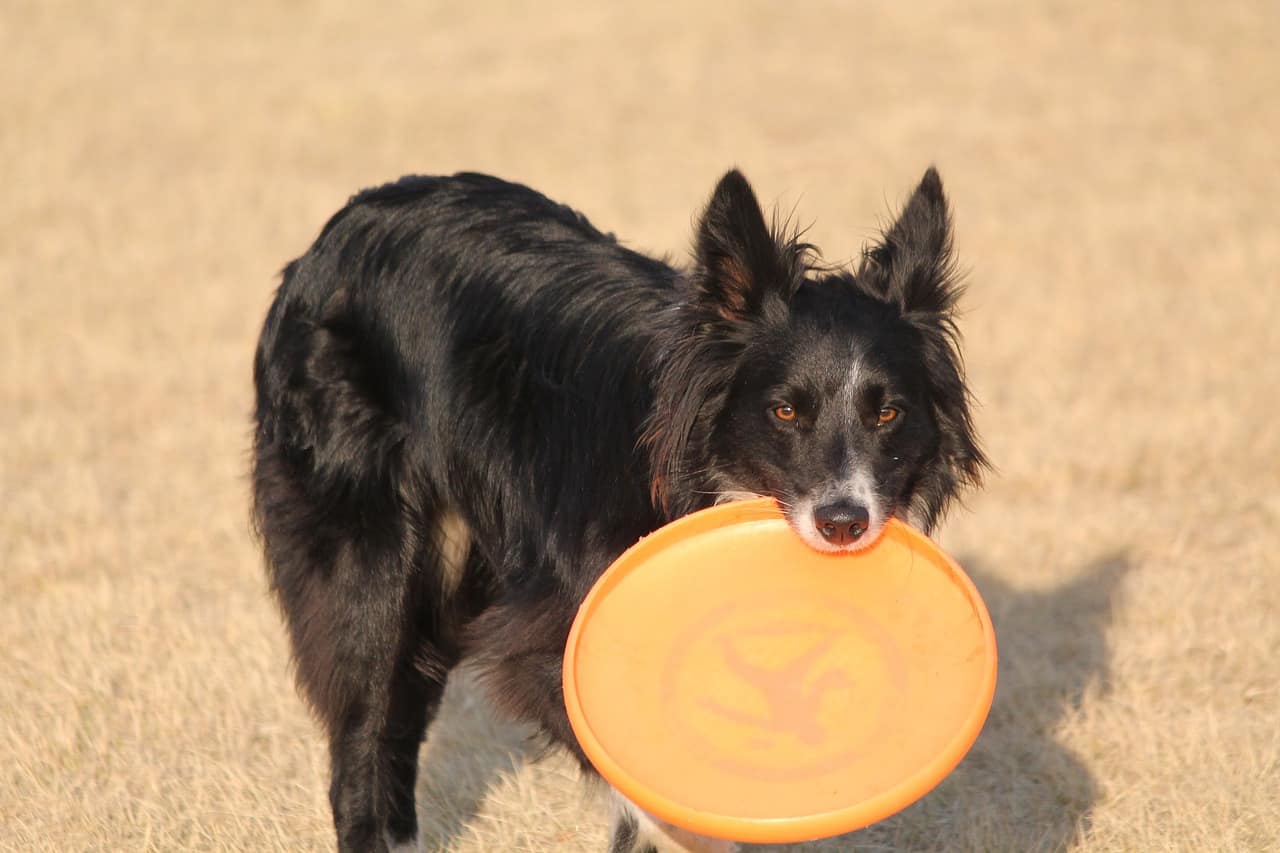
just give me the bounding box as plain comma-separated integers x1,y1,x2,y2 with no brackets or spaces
562,498,996,844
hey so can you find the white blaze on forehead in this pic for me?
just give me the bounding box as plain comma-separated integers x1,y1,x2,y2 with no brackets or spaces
835,351,883,526
838,352,867,414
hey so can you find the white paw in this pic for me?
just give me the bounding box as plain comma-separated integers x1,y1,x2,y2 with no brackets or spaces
612,789,740,853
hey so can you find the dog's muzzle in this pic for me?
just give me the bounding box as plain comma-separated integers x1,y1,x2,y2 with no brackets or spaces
813,500,870,545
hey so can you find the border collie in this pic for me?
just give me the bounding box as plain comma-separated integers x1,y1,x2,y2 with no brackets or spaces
251,167,986,852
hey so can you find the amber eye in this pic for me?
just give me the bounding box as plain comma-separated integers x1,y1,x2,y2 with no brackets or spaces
877,406,900,426
773,404,797,422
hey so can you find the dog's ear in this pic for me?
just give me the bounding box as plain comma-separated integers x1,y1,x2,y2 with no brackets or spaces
860,167,958,314
864,169,988,526
694,170,804,321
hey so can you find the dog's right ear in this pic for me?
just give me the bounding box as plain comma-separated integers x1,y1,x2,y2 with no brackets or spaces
694,170,805,322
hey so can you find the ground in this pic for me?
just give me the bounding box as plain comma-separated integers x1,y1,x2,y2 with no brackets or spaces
3,1,1278,850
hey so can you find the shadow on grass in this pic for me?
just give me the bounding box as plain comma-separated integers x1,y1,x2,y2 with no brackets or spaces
412,555,1129,852
750,552,1131,853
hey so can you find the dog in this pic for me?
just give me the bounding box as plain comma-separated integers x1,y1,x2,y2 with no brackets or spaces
251,166,987,852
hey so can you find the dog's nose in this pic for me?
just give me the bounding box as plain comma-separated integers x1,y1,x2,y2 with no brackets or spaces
813,501,871,545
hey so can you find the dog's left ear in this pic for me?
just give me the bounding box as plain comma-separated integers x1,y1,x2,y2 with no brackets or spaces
867,169,989,525
694,170,805,322
861,167,958,315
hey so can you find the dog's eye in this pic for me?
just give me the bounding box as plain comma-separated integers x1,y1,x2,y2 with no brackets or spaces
772,404,797,422
877,406,900,426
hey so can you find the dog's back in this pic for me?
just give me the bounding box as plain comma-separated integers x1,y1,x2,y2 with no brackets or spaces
251,173,681,851
253,173,678,592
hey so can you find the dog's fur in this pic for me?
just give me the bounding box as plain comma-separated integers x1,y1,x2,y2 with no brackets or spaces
251,167,986,852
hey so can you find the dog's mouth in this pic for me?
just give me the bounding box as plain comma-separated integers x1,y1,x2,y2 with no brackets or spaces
786,509,888,555
714,490,890,555
787,486,899,554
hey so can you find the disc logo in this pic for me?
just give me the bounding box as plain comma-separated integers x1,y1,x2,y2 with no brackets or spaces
662,596,902,780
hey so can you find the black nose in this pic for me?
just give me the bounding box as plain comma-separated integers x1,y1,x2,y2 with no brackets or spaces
813,501,871,545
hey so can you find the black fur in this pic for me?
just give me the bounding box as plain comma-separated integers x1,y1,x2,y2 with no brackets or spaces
251,168,986,851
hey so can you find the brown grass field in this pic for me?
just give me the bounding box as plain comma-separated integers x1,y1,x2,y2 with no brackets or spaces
4,1,1278,850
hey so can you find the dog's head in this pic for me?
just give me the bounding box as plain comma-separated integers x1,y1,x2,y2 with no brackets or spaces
647,168,988,551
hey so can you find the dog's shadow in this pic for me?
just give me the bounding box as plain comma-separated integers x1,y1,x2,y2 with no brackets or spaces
750,552,1131,853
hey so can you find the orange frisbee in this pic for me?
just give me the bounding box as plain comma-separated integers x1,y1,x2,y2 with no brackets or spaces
562,498,996,844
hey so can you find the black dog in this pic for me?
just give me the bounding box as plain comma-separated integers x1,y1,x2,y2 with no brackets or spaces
251,167,986,852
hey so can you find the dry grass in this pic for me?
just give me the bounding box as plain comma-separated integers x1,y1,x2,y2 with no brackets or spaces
3,0,1278,850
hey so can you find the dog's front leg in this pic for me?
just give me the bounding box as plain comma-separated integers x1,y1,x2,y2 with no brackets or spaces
607,792,740,853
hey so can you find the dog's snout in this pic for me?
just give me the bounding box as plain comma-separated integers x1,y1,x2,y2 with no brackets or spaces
813,500,871,545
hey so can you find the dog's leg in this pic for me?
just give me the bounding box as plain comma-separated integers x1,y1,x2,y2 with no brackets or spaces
379,659,436,853
321,562,475,853
608,791,740,853
269,517,468,853
608,803,656,853
468,598,739,853
318,566,448,853
325,663,439,853
379,512,477,852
